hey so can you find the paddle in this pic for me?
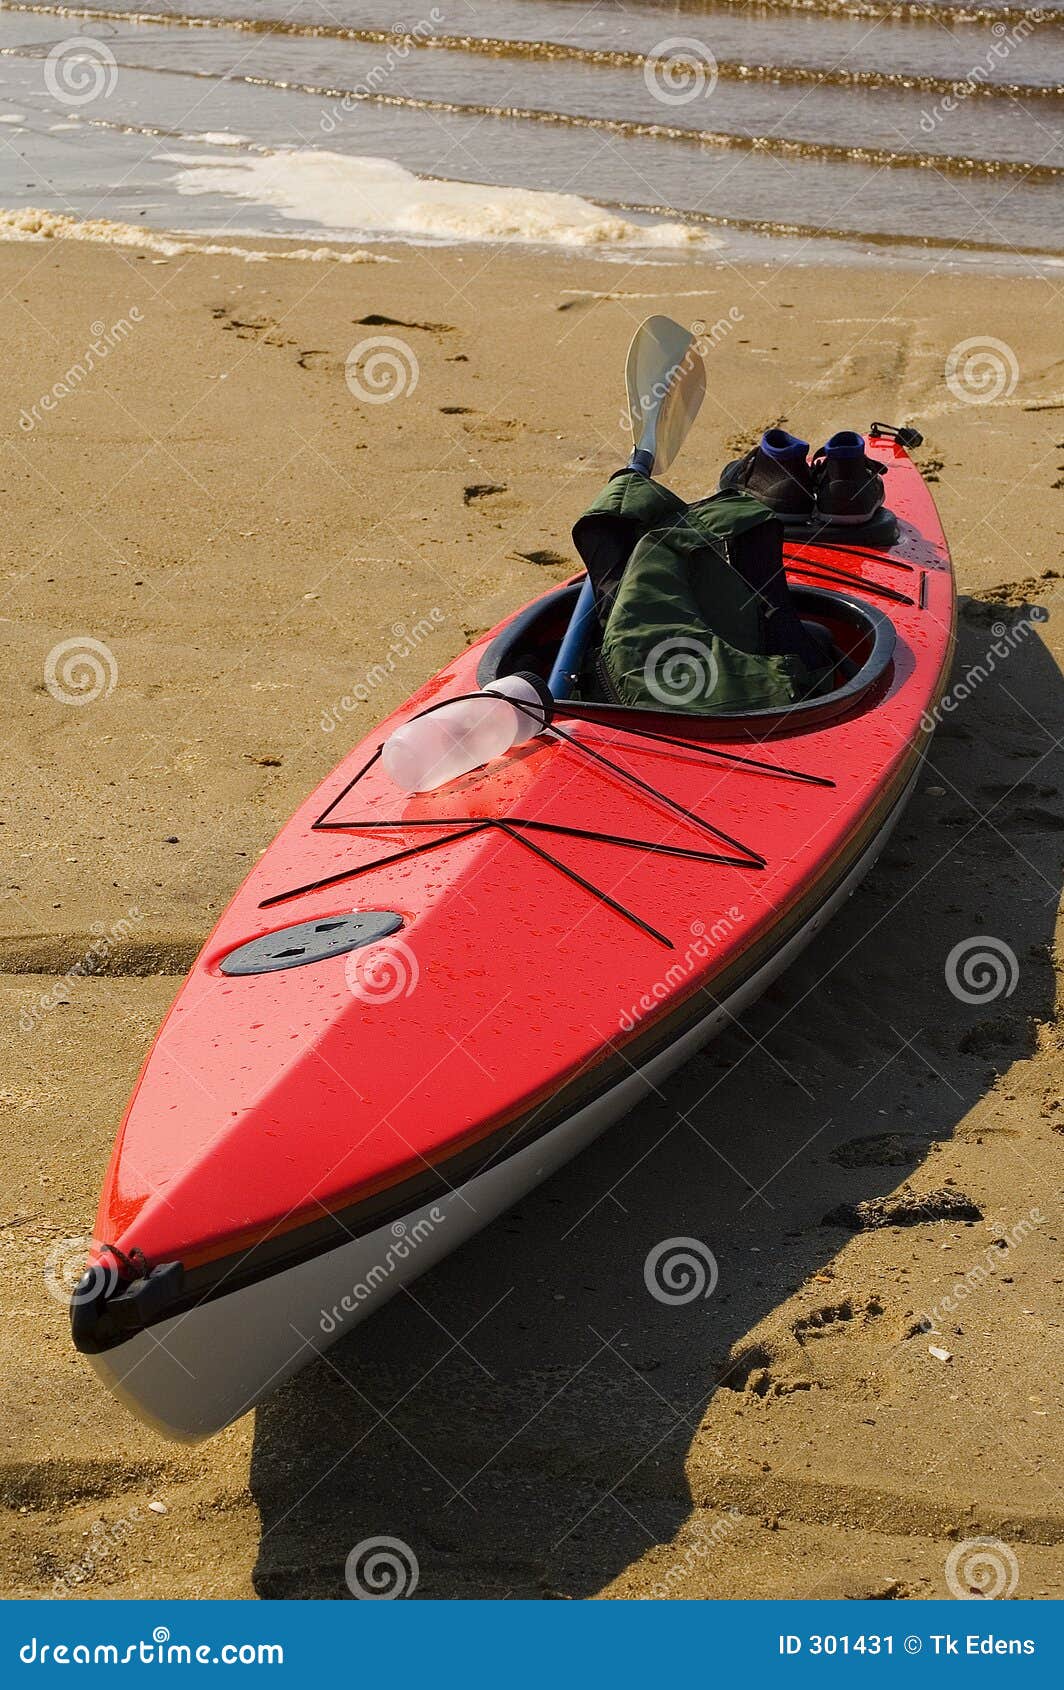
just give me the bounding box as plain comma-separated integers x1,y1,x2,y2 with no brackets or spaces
547,315,706,699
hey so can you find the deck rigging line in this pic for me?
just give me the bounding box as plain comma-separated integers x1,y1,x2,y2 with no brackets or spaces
260,693,836,948
784,540,915,573
783,556,914,606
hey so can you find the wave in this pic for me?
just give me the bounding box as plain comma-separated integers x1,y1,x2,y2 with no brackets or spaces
10,0,1064,28
4,2,1062,97
2,157,1059,262
310,88,1064,180
0,204,392,259
30,100,1064,189
538,0,1064,22
91,63,1059,180
166,149,717,249
606,193,1063,256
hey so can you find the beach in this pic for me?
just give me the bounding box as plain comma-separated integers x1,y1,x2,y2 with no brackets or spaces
1,229,1062,1598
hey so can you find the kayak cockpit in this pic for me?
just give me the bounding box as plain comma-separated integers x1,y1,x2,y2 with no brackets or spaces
478,581,896,737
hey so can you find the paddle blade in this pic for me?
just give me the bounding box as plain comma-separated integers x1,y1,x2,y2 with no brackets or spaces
625,315,706,475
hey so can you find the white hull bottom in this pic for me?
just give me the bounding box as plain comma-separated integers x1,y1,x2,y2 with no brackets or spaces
91,771,917,1439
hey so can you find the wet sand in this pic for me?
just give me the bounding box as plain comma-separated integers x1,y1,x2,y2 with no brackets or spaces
1,231,1062,1598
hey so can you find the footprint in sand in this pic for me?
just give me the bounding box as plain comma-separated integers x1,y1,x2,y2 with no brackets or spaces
957,1017,1024,1057
512,549,570,567
807,334,912,401
830,1131,937,1168
790,1299,889,1400
354,312,454,337
719,1298,888,1401
210,307,293,349
463,417,524,444
462,482,527,522
296,349,341,373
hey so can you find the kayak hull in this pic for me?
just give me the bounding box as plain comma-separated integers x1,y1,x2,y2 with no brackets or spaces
89,766,917,1440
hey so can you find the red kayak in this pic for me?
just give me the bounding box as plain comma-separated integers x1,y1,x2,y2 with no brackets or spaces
74,431,954,1439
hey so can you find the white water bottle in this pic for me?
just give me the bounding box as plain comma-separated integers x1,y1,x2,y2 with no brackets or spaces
382,673,552,793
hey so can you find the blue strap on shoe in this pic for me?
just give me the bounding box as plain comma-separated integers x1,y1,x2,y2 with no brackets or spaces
819,430,865,459
761,428,809,461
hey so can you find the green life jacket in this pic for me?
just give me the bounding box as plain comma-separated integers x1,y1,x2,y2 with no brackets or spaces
572,471,835,714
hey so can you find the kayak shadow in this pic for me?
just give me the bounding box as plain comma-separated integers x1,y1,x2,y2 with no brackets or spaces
249,596,1061,1599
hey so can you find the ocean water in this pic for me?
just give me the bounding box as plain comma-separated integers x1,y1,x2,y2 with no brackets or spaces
0,0,1061,266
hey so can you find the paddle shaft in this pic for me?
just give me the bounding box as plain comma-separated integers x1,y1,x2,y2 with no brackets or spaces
546,575,597,700
547,318,699,701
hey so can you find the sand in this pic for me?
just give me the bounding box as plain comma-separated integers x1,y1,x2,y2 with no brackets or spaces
0,228,1062,1599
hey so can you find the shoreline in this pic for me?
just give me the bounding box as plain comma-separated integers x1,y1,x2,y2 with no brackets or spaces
3,206,1063,279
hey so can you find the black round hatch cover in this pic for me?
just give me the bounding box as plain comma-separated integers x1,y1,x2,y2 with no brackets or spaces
219,911,404,976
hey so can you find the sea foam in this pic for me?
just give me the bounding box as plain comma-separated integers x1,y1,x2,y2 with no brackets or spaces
0,206,390,263
165,148,714,251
